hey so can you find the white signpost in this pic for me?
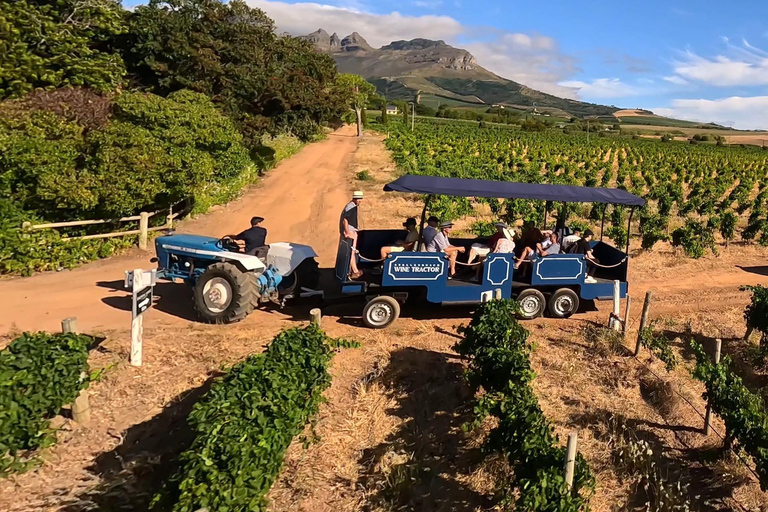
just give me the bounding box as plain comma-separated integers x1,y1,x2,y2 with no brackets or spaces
125,269,156,367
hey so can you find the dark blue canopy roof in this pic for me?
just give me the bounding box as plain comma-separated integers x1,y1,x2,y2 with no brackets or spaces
384,175,645,207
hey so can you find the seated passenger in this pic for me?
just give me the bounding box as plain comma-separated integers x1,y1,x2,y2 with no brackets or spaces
380,217,420,259
467,222,507,265
472,227,515,282
514,232,559,269
430,221,465,278
561,228,582,253
571,229,599,283
422,216,440,252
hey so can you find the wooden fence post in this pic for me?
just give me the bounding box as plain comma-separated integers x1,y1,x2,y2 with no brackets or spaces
703,338,722,435
139,212,149,250
622,295,631,337
634,291,653,356
310,308,322,326
62,318,91,425
166,205,173,230
564,432,578,492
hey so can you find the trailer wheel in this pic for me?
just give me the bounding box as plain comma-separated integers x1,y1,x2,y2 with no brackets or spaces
194,262,256,324
278,258,320,297
516,289,546,320
363,296,400,329
548,288,580,318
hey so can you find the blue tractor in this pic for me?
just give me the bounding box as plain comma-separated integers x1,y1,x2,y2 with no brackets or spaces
153,234,319,323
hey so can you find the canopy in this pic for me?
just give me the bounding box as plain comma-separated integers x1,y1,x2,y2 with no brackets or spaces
384,175,646,207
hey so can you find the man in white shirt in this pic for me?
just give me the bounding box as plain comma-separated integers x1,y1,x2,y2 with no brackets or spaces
562,228,582,253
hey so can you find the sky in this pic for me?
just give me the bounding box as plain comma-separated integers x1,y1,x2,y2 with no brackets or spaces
124,0,768,130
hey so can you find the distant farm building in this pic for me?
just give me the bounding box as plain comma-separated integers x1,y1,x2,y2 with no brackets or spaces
386,105,400,115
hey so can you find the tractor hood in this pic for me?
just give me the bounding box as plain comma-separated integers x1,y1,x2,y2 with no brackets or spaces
155,234,223,252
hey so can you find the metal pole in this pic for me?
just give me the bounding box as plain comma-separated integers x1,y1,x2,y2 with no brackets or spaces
416,195,433,252
587,120,589,144
411,102,415,132
625,207,635,254
600,205,606,241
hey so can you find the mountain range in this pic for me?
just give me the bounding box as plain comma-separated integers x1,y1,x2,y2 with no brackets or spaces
302,29,619,119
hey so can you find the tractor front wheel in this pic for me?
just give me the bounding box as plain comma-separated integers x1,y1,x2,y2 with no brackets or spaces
194,262,256,324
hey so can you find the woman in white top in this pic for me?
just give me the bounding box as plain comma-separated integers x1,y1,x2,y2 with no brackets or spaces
473,228,515,282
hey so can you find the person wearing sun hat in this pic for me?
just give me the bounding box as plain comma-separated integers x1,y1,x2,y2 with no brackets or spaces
467,221,508,266
431,221,465,278
380,217,419,259
340,191,364,279
471,226,515,282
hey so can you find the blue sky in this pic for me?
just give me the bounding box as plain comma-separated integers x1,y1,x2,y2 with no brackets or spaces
126,0,768,129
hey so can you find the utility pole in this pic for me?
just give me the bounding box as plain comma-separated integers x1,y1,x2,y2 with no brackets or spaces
587,119,590,144
411,102,415,132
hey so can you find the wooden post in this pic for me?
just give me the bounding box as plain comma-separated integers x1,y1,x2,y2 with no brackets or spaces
610,280,621,331
130,269,144,367
704,338,722,435
622,295,631,337
310,308,322,326
634,291,653,356
62,318,91,424
494,288,502,300
139,212,149,250
166,205,173,230
564,432,578,492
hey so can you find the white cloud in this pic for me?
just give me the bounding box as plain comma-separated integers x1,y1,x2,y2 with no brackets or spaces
663,75,688,85
669,41,768,87
412,0,443,8
557,78,638,99
653,96,768,130
249,0,580,98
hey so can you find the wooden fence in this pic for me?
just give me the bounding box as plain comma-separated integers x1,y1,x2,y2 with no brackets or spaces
20,201,188,250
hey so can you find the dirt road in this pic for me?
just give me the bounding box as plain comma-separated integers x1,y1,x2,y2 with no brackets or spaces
0,125,359,335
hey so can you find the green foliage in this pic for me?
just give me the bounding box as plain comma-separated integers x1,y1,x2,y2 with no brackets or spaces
690,340,768,490
123,0,344,144
638,208,668,250
157,325,339,511
671,218,717,259
470,220,497,237
0,331,91,475
639,327,678,371
605,225,627,249
719,210,737,245
455,300,594,511
355,170,372,181
742,285,768,344
0,0,126,99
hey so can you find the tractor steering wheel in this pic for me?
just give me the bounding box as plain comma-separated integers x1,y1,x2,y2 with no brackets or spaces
218,236,241,252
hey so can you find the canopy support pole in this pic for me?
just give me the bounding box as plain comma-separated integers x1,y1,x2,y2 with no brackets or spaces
625,207,635,254
416,194,433,252
600,205,607,241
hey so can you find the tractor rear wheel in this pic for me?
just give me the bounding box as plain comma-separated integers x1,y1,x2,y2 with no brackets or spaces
194,262,256,324
278,258,320,298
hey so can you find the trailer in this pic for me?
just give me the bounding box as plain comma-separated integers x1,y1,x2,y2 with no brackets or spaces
335,175,645,328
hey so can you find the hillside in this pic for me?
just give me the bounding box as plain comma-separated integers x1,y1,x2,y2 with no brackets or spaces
303,29,619,118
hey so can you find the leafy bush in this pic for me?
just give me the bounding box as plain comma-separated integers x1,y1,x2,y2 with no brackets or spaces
455,300,594,511
0,0,126,99
157,325,338,511
691,340,768,490
356,170,373,181
0,332,91,475
742,285,768,345
639,327,678,371
470,220,497,237
638,208,668,250
671,218,716,258
606,225,628,249
719,210,737,246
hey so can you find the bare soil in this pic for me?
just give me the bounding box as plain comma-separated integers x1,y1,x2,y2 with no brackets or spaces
1,128,768,512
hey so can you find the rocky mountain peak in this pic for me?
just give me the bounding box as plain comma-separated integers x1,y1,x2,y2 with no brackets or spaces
381,38,449,51
340,32,373,52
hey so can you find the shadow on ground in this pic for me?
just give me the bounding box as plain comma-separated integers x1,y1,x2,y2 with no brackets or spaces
60,375,218,512
354,347,496,511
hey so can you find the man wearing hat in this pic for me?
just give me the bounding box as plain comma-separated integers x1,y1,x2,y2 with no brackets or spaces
467,222,507,266
380,217,419,259
234,216,269,258
340,191,364,279
430,221,465,278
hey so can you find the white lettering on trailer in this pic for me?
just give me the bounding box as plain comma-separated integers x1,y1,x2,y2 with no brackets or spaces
387,255,446,282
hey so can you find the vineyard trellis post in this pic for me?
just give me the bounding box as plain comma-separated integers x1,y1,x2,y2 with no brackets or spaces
703,338,722,435
610,280,621,331
310,308,322,326
622,295,631,337
564,432,578,491
634,291,653,356
139,212,149,250
62,317,91,424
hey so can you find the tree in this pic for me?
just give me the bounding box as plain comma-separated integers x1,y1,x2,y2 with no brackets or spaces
0,0,126,99
122,0,344,144
380,103,388,125
336,74,375,137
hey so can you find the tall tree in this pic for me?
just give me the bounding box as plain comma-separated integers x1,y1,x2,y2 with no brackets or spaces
0,0,126,100
121,0,344,144
336,74,375,137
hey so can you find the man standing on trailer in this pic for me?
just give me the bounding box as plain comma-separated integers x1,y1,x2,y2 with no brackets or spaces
340,191,364,279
